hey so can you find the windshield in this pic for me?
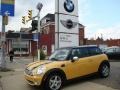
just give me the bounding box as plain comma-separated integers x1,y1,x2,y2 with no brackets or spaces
49,48,70,61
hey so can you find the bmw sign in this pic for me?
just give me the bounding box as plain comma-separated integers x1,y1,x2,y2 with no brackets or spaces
64,0,74,13
55,0,79,48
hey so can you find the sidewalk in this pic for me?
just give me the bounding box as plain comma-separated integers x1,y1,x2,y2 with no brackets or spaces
5,56,37,70
0,57,119,90
64,82,118,90
0,56,36,90
0,79,2,90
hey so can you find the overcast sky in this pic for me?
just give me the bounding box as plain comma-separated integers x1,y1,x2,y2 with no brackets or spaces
0,0,120,40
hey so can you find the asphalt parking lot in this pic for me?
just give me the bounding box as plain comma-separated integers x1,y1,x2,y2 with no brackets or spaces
0,57,120,90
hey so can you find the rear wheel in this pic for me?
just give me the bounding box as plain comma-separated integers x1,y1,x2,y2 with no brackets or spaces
44,73,63,90
99,63,110,78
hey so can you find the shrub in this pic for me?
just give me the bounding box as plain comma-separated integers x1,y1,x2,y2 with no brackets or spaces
40,50,46,60
34,49,46,60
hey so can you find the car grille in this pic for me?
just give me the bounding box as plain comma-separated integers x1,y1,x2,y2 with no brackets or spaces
25,68,33,76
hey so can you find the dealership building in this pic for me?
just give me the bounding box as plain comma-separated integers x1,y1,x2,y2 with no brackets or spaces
0,14,85,56
2,14,119,56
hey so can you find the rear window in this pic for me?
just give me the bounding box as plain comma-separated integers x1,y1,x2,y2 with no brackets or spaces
88,47,102,56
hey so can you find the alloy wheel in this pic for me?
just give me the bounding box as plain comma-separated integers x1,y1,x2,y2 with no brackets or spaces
49,75,62,90
102,65,110,77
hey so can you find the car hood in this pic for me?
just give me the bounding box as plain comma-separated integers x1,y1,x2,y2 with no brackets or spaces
27,60,53,70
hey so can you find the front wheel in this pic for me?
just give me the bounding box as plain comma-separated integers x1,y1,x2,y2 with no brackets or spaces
99,63,110,78
44,73,63,90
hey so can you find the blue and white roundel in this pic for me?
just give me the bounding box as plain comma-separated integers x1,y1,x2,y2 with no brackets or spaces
64,0,74,13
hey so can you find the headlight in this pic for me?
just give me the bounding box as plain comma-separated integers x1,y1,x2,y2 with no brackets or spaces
37,65,46,75
25,68,33,76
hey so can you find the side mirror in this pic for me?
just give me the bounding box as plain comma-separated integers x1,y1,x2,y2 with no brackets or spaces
71,56,79,62
73,56,79,60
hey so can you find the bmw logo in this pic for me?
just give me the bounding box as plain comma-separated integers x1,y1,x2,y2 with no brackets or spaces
64,0,74,13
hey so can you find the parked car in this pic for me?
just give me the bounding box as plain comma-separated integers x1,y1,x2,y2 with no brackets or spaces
105,46,120,60
24,45,110,90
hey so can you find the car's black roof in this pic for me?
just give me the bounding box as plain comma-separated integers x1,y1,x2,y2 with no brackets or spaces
59,45,98,49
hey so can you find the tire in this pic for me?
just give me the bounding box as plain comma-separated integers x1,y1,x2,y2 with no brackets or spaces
44,73,63,90
99,63,110,78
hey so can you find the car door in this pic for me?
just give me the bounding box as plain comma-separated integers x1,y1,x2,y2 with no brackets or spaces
75,47,95,76
87,47,104,73
64,48,93,79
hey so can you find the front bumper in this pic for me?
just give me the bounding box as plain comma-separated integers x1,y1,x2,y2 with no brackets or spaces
24,73,43,86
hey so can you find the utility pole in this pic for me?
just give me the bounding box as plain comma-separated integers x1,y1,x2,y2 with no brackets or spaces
0,0,15,69
0,16,7,69
36,3,43,60
37,10,40,60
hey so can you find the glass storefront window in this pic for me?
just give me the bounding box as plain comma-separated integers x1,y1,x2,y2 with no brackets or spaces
12,40,29,54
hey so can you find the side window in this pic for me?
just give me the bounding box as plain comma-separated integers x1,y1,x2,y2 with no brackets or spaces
106,48,114,53
79,48,89,58
71,48,89,58
72,49,80,58
116,48,120,53
88,47,102,56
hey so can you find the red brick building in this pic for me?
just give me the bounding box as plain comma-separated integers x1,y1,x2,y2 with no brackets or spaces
85,37,105,46
106,39,120,47
85,37,120,48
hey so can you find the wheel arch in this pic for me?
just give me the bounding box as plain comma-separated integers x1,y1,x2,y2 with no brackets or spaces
42,68,67,84
98,60,110,78
98,60,110,71
102,60,110,67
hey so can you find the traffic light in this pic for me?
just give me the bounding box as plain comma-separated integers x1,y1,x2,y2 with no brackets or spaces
28,10,32,20
31,20,38,31
22,16,26,24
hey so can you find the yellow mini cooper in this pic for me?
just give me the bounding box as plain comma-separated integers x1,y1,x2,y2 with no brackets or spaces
24,45,110,90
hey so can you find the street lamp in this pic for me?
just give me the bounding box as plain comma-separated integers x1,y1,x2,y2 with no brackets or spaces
36,2,43,60
37,3,43,11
